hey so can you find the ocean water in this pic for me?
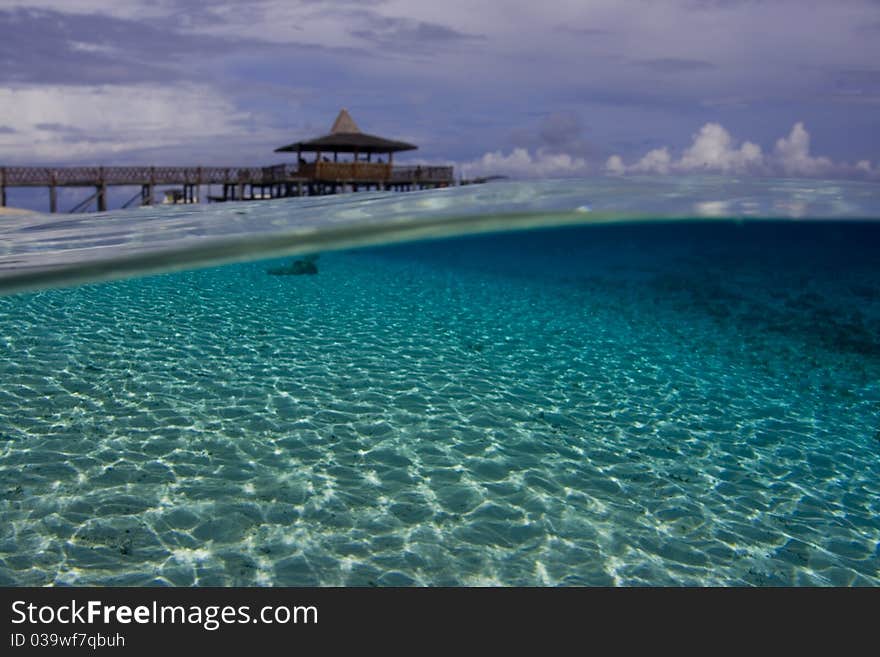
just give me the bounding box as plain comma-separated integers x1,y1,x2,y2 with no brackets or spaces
0,178,878,586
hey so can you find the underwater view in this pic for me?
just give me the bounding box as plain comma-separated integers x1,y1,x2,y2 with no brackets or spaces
0,178,878,586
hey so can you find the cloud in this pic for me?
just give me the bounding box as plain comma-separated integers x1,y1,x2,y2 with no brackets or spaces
604,154,626,175
504,112,595,161
632,58,715,73
677,123,764,173
605,121,878,180
553,25,612,37
349,14,485,52
773,122,833,176
34,122,81,133
0,84,263,163
629,147,673,174
537,112,586,150
460,147,590,179
829,69,880,104
0,7,283,85
465,120,877,181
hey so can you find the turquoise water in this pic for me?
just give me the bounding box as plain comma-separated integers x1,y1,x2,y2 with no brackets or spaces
1,180,879,586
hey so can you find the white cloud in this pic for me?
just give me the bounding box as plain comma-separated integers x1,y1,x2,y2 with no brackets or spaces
478,121,878,181
68,40,117,55
678,123,764,174
1,1,172,20
773,121,833,177
460,147,590,179
630,147,672,174
604,154,626,175
607,121,878,180
0,84,262,162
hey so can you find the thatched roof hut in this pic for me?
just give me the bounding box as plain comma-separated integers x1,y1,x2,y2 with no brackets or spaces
274,109,417,156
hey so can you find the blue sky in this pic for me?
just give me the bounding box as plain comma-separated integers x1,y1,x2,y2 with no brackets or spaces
1,0,879,181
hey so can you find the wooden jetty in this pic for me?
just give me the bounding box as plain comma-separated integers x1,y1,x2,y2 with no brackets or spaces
0,109,455,213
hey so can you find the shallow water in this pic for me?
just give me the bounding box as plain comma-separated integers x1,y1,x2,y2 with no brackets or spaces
1,212,878,586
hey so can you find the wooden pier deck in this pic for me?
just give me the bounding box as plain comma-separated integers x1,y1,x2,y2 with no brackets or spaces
0,163,455,213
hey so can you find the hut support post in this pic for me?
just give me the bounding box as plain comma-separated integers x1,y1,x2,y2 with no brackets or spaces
96,183,107,212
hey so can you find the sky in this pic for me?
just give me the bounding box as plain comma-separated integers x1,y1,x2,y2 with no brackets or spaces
1,0,879,184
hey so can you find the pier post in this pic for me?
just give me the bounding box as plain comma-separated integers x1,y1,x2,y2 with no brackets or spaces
237,182,244,201
47,169,58,213
96,183,107,212
141,184,153,206
0,167,5,207
96,167,107,211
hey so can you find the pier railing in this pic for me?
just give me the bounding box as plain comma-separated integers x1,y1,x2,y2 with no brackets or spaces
0,163,454,187
390,166,454,184
293,161,394,181
0,166,285,187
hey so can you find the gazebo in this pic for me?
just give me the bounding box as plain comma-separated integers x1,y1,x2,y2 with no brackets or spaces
275,109,417,187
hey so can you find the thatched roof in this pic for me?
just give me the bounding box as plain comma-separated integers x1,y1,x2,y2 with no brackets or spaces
275,109,417,154
330,108,360,134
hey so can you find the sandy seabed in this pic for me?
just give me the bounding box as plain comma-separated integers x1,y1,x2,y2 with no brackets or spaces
0,221,878,586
